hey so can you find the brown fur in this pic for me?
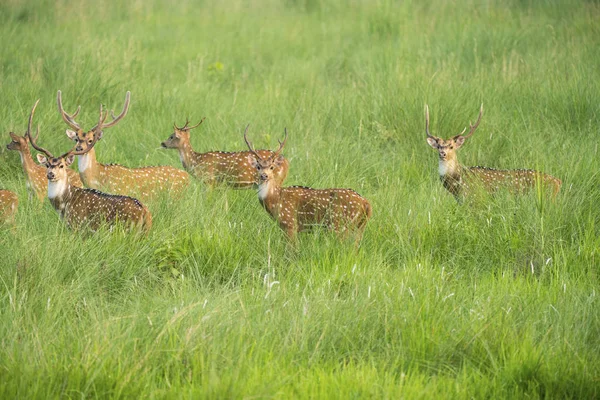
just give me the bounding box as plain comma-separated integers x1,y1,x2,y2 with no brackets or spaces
425,105,561,201
0,189,18,224
161,124,289,187
39,154,152,233
7,132,83,201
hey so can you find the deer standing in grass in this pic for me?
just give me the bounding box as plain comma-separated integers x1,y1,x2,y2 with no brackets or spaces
161,119,289,188
58,91,189,201
425,104,561,201
244,126,372,240
29,102,152,233
6,100,83,202
0,189,18,225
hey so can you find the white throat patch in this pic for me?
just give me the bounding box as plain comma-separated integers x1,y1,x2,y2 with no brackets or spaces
78,154,92,172
257,181,270,201
48,179,68,199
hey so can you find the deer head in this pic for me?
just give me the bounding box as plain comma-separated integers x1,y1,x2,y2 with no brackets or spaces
61,90,130,153
30,101,102,186
425,104,483,162
161,118,205,149
244,124,287,184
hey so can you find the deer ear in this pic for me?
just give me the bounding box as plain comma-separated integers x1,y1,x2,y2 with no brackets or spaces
454,136,466,148
66,129,77,140
96,131,104,140
247,154,258,167
65,155,75,166
426,137,438,149
36,154,47,165
274,155,286,166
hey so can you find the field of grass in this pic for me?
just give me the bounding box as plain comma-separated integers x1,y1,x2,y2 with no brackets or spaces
1,0,599,398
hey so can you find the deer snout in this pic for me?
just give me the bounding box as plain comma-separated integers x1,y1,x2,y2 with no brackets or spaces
161,141,168,148
75,145,84,152
439,150,447,159
47,171,56,180
260,173,269,181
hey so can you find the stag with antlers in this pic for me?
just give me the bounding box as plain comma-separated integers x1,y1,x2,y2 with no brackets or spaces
161,119,289,188
6,100,83,202
29,101,152,232
59,91,189,202
244,126,371,241
425,104,561,200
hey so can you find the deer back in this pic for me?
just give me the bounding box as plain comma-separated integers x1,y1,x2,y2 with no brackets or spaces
0,189,18,223
273,186,371,232
466,167,562,196
61,187,152,232
191,149,289,188
91,163,189,202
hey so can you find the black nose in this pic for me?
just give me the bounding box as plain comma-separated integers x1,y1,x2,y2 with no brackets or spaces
161,142,167,148
260,173,268,180
75,146,83,152
440,151,446,157
47,172,55,180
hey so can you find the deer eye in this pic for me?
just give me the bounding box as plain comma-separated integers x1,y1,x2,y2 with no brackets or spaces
88,140,93,144
60,165,64,169
270,166,274,170
450,146,454,149
256,165,261,170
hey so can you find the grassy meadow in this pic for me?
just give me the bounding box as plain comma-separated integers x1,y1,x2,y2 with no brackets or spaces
1,0,599,397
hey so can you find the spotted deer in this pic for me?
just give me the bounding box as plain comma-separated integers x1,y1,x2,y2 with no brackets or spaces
58,91,189,201
161,119,289,188
425,104,561,201
244,127,372,240
0,189,18,225
29,103,152,233
6,100,83,202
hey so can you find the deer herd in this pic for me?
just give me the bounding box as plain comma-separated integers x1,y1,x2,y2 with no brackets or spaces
1,91,562,243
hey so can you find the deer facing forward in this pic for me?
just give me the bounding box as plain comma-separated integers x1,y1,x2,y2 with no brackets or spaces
425,104,561,200
6,100,83,202
161,119,289,188
244,126,371,240
58,91,189,202
30,102,152,233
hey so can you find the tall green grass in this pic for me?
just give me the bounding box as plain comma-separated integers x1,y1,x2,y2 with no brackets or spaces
0,0,599,398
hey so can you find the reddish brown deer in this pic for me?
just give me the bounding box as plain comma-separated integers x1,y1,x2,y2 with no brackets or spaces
244,126,372,240
58,91,189,201
0,189,18,225
29,103,152,233
425,104,561,200
161,119,289,188
6,100,83,202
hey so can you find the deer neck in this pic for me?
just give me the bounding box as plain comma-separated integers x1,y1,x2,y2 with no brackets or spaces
18,148,42,180
257,180,282,216
77,148,100,187
178,142,195,169
438,156,462,179
48,178,73,214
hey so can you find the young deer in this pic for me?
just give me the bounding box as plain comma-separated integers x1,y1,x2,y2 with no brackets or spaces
29,104,152,233
425,104,561,200
161,119,289,188
58,91,189,201
6,100,83,202
244,127,372,240
0,189,18,225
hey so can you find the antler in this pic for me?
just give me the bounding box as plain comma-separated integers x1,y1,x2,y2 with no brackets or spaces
92,91,130,131
272,128,287,159
57,90,82,131
63,104,104,157
27,100,54,159
243,124,263,160
425,104,435,139
27,99,40,142
460,103,484,139
174,117,206,131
